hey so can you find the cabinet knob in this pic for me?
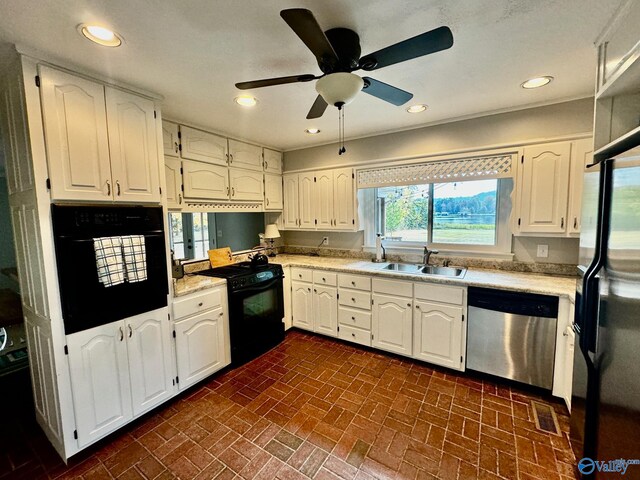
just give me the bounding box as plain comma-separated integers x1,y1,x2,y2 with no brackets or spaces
198,302,203,307
308,287,311,292
219,312,224,317
351,281,355,286
416,305,420,309
351,316,355,321
352,333,355,338
314,289,317,293
407,302,411,307
351,298,356,302
322,277,326,281
299,274,302,278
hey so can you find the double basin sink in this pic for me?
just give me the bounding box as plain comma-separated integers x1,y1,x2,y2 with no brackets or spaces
379,263,466,278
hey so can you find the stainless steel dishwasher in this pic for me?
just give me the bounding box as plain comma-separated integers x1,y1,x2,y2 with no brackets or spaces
466,287,558,389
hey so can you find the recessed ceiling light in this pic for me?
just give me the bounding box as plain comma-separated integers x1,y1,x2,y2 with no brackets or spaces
79,24,122,47
406,104,428,113
521,76,553,89
305,128,321,134
234,95,258,107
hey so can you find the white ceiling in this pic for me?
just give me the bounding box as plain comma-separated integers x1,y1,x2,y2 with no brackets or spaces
0,0,622,151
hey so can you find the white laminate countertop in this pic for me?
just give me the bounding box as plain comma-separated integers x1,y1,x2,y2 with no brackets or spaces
173,254,578,301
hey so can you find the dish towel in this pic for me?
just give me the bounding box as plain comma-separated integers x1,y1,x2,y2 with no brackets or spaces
121,235,147,283
94,236,125,287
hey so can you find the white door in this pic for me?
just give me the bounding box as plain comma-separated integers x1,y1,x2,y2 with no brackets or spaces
413,301,464,371
162,121,180,157
292,281,313,331
164,157,182,209
66,321,132,447
567,138,593,236
519,142,572,234
106,87,160,203
228,139,263,171
229,168,263,201
299,173,315,229
372,294,413,357
38,66,112,201
314,285,337,337
264,173,283,210
263,148,282,174
182,160,229,200
283,174,299,229
126,308,174,416
315,171,334,230
180,126,228,166
333,168,355,230
174,307,229,390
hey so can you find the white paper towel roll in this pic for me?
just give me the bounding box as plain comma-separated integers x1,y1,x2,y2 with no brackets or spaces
376,235,382,261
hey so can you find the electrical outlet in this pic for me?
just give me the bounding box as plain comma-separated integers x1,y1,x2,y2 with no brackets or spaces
537,244,549,258
322,236,329,246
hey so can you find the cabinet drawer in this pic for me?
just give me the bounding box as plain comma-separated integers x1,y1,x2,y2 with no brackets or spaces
338,274,371,291
338,288,371,310
173,287,225,319
414,283,465,305
338,306,371,330
338,324,371,347
313,270,337,286
291,268,312,283
372,278,413,297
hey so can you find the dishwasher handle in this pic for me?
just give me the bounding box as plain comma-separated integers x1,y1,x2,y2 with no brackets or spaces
468,286,559,318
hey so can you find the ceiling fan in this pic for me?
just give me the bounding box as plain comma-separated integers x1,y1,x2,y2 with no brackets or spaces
235,8,454,120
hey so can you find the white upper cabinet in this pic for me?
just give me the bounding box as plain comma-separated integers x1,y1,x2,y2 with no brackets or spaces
299,173,315,229
567,138,593,236
105,87,160,203
182,160,229,200
413,300,464,371
39,66,112,201
372,293,413,357
315,170,334,230
164,157,182,209
517,142,572,234
180,126,228,166
333,168,355,229
228,139,263,171
283,174,299,228
263,148,283,174
229,168,263,201
162,121,180,157
264,173,283,211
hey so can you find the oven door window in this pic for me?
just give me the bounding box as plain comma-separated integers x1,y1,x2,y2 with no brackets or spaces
242,288,279,320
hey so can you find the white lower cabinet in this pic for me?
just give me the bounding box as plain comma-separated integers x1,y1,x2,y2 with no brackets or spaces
282,266,292,330
66,307,172,448
313,284,337,337
292,280,313,330
563,325,575,410
372,293,413,357
413,300,464,371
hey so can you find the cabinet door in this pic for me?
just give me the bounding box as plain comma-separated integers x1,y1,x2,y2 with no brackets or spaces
283,174,299,229
315,170,334,230
563,325,575,410
162,121,180,157
182,160,229,200
265,173,283,210
39,66,112,201
567,139,593,236
174,307,229,390
180,126,228,166
282,266,292,330
106,87,161,203
299,173,315,229
413,301,464,371
372,294,412,357
333,168,355,230
126,309,174,416
228,139,263,171
292,281,313,331
263,148,282,174
164,157,183,209
67,322,132,447
313,285,337,337
229,168,263,201
518,142,571,234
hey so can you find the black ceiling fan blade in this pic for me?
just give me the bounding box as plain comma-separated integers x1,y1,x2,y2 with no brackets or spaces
361,77,413,106
359,26,453,71
235,74,317,90
281,9,339,69
306,95,328,119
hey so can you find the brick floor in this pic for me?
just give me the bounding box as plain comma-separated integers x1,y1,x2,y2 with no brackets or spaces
2,330,578,479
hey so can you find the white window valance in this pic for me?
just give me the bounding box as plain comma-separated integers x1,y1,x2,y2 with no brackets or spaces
356,153,515,189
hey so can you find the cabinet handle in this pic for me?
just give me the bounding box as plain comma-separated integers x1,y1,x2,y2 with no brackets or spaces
225,153,229,164
116,181,121,196
226,186,229,196
119,327,124,341
229,154,233,163
574,217,578,229
128,325,132,338
178,194,182,204
232,187,235,197
264,161,268,170
266,198,270,206
174,142,179,154
106,180,111,196
561,217,564,229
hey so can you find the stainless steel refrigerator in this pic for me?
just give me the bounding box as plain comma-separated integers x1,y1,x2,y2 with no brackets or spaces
570,147,640,478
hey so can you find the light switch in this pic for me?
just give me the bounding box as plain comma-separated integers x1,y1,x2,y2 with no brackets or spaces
537,244,549,258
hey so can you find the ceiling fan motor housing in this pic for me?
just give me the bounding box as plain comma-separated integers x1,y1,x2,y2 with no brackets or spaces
324,28,361,72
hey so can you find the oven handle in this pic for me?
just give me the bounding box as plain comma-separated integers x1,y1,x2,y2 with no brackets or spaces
232,276,283,293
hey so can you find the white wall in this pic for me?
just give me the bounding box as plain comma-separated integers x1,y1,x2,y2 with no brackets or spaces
282,98,593,266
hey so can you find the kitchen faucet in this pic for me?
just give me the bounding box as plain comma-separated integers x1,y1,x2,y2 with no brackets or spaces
423,246,439,266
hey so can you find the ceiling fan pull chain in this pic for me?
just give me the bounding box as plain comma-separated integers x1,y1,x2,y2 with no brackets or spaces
338,106,346,155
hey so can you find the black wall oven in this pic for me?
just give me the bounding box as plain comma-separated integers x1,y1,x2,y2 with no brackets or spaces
51,204,169,335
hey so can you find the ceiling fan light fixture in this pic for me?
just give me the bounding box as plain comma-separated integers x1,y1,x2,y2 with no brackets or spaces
305,128,321,134
521,76,553,89
234,95,258,107
406,104,428,113
315,73,364,107
79,24,122,47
